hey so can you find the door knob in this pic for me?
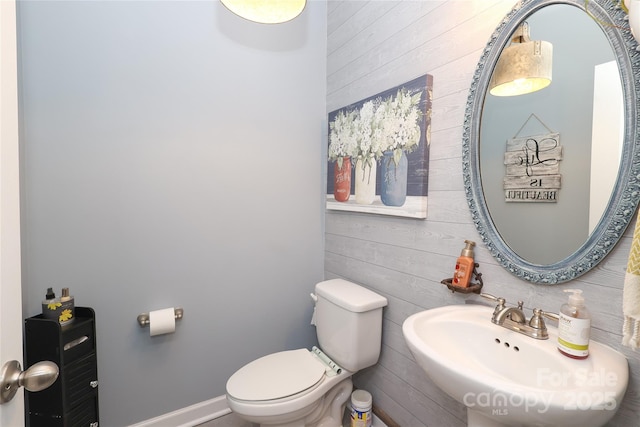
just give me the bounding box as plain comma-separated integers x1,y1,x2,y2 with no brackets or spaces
0,360,59,404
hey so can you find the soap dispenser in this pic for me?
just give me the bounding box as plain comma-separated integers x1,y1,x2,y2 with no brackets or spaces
452,240,476,288
558,289,591,359
59,287,75,325
42,287,59,320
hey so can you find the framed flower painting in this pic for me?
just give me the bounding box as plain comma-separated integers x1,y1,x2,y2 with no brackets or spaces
326,74,433,218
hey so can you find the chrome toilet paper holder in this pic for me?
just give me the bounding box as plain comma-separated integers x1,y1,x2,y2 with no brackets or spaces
137,308,184,327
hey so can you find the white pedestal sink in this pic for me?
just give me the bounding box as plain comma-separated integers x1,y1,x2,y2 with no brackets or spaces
402,304,628,427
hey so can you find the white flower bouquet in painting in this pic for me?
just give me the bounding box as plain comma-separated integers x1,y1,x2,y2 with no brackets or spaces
378,87,423,206
352,100,385,204
328,109,358,169
378,88,422,165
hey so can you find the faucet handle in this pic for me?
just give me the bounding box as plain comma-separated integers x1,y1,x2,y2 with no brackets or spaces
529,308,559,329
480,293,505,314
480,293,504,304
529,308,545,329
539,310,559,322
528,308,555,339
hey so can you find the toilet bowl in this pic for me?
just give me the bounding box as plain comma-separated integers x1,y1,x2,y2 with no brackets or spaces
225,279,387,427
226,349,354,427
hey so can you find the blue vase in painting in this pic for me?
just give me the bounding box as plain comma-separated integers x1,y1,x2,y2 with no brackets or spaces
380,150,408,206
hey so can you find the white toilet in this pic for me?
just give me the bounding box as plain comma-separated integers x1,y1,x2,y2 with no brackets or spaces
225,279,388,427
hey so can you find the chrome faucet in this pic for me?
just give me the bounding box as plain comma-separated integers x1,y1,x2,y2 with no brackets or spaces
480,293,559,340
493,299,526,325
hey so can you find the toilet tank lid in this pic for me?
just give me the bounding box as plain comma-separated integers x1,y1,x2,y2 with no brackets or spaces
315,279,388,312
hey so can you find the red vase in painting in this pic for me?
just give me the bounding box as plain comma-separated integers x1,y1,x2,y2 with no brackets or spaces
333,157,351,202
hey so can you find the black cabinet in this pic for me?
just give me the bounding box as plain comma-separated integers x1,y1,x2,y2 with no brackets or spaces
25,307,99,427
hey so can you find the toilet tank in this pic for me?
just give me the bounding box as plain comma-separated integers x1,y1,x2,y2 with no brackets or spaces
314,279,388,372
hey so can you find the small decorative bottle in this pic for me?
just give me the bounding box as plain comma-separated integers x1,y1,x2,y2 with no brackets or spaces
452,240,476,288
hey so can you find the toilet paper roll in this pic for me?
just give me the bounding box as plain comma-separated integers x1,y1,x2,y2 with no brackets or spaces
149,308,176,336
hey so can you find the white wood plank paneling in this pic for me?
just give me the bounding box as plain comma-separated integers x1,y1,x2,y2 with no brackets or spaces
325,1,640,425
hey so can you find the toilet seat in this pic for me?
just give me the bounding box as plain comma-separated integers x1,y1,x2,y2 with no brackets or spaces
226,349,326,402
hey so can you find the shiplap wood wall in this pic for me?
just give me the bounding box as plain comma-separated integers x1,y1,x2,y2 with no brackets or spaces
325,1,640,426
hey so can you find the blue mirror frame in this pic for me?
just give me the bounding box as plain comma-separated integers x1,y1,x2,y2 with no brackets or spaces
463,0,640,284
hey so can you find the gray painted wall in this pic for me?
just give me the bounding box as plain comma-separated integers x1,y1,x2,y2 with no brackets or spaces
326,1,639,426
17,1,326,426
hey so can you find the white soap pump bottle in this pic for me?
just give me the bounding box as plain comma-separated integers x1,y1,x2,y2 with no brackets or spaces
557,289,591,359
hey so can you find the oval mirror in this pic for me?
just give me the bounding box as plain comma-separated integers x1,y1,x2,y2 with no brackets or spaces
463,0,640,284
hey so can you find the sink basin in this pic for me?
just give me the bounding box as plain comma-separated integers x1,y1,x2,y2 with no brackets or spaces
402,304,628,427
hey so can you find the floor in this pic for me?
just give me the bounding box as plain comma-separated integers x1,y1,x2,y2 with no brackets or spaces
197,410,355,427
197,411,256,427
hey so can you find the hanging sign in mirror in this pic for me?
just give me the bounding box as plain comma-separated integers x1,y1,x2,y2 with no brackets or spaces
503,114,562,203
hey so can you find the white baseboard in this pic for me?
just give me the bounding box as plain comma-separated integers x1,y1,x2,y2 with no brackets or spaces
373,414,388,427
128,395,231,427
128,395,389,427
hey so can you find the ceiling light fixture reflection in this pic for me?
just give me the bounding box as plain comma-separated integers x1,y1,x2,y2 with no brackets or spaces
220,0,306,24
489,22,553,97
